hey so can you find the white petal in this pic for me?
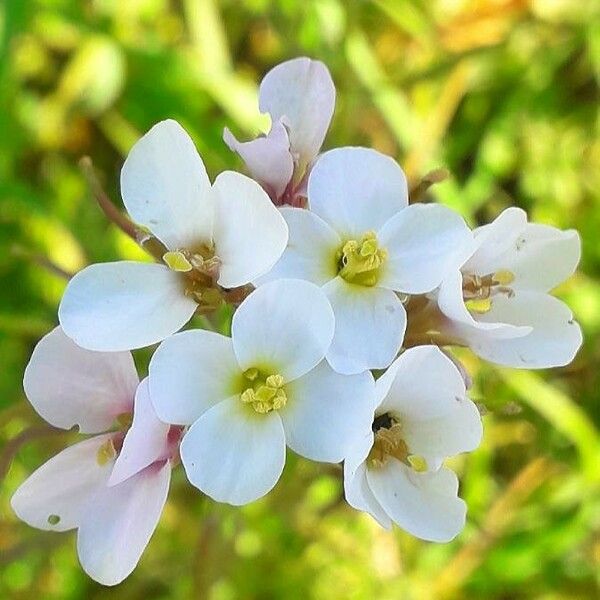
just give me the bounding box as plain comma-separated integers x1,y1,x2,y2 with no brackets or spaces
232,279,334,381
59,261,197,351
23,327,138,434
367,462,466,542
120,119,213,250
223,120,294,200
149,329,240,425
308,147,408,238
471,291,583,368
474,222,581,293
109,379,171,486
437,270,531,340
378,204,472,294
11,434,115,532
77,461,170,586
180,396,285,505
324,278,406,375
212,171,289,288
257,207,341,286
343,435,393,529
281,361,374,463
259,57,335,168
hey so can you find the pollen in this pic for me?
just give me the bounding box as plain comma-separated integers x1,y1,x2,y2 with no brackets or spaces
465,297,492,314
493,269,515,285
337,231,387,287
163,251,193,272
240,368,287,414
96,438,117,466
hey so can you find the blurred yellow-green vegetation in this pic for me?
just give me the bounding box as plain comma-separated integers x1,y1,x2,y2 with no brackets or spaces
1,0,600,598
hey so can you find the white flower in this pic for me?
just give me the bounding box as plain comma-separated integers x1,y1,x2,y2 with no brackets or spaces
11,327,178,586
149,279,374,506
224,57,335,206
259,147,473,374
343,345,482,542
436,207,582,368
59,119,289,351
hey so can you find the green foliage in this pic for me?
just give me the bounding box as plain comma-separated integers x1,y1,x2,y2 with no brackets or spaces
1,0,600,598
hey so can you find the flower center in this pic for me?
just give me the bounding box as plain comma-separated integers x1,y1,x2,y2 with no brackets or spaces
367,412,427,471
240,368,287,414
462,269,515,314
336,231,387,287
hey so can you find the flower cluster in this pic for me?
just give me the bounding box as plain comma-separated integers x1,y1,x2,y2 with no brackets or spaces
11,57,582,585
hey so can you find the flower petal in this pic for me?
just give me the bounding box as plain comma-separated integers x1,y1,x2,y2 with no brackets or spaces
343,435,393,529
377,204,472,294
77,461,170,586
281,361,375,463
259,57,335,169
212,171,289,288
367,462,466,542
232,279,334,381
59,261,197,351
180,396,286,505
324,277,406,375
11,434,115,532
120,119,213,250
109,379,171,486
223,120,294,201
149,330,240,425
470,291,583,368
257,207,341,286
23,327,137,433
308,147,408,238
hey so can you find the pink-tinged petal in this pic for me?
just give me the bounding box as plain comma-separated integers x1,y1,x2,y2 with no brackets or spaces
23,327,137,434
323,277,406,375
11,434,116,532
259,57,335,169
367,462,466,542
232,279,334,382
308,147,408,239
256,207,341,287
109,379,171,486
470,291,583,368
281,362,375,463
377,204,473,294
212,171,289,288
77,461,171,586
181,396,286,506
59,261,197,352
223,120,294,201
121,119,213,251
149,330,240,425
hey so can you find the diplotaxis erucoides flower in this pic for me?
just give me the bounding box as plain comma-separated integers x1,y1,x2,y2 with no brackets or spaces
259,146,474,375
148,278,375,505
11,327,181,586
343,345,482,542
59,119,289,352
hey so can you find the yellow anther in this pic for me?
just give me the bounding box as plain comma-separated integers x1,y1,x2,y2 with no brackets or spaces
493,269,515,285
407,455,428,472
337,231,387,287
115,412,133,430
241,369,287,414
163,251,193,272
96,439,117,466
465,297,492,314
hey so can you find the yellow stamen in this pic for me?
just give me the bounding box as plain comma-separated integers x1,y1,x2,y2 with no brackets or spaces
407,454,428,472
96,438,117,466
163,251,193,272
493,269,515,285
240,369,287,414
337,231,387,287
465,297,492,314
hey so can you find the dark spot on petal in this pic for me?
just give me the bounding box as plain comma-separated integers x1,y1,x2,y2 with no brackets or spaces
48,514,60,525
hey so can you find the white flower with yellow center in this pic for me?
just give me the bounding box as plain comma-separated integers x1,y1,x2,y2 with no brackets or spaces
59,119,288,352
259,147,473,374
436,207,582,368
343,345,482,542
11,327,179,586
149,279,375,505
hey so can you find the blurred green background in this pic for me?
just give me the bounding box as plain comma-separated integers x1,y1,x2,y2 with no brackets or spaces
1,0,600,598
